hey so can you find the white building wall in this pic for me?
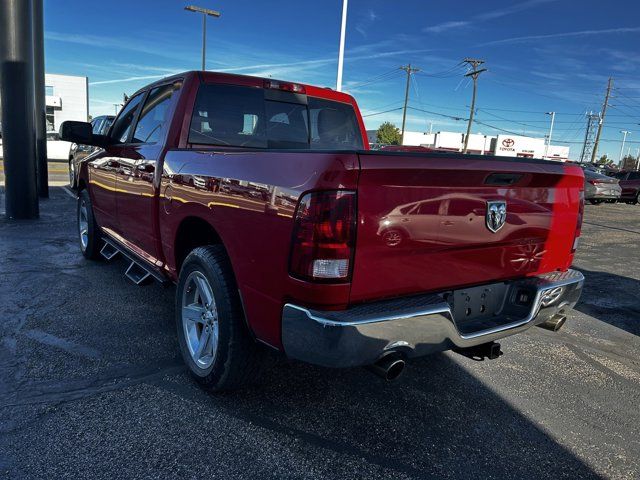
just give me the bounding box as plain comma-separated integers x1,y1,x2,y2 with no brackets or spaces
401,131,435,146
435,131,464,151
45,73,88,131
545,145,570,161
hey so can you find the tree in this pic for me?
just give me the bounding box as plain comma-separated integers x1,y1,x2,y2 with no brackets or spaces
376,122,401,145
597,154,610,164
622,155,638,171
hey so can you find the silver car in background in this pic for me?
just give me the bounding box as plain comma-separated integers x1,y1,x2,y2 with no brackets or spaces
584,169,621,205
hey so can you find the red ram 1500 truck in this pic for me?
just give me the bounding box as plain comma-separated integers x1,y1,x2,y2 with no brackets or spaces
61,71,585,390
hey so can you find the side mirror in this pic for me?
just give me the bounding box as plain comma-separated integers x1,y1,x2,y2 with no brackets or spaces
60,121,107,147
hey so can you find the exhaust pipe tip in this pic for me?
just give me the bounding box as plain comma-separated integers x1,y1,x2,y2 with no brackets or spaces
367,354,406,381
539,314,567,332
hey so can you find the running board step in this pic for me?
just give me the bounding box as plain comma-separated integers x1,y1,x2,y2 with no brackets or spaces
125,261,152,285
100,237,169,286
100,242,119,260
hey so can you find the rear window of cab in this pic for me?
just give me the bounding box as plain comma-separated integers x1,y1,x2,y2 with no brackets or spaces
188,83,364,150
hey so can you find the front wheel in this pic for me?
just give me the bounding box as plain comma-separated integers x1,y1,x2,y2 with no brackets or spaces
77,189,102,260
176,246,265,391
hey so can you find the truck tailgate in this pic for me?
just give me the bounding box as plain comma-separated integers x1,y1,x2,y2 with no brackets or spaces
349,152,584,303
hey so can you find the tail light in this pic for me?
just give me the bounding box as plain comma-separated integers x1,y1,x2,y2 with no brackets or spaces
264,80,306,94
289,190,356,282
572,190,584,252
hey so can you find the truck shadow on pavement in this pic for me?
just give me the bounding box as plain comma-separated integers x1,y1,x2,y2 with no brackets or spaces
0,187,602,479
575,267,640,336
158,353,601,479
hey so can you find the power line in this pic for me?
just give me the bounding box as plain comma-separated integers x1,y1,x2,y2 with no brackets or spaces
361,107,404,118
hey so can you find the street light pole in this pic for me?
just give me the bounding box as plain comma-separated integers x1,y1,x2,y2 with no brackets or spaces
184,5,221,71
619,130,631,164
336,0,348,91
544,111,555,159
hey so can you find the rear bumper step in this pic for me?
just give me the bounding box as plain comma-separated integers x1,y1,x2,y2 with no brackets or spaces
282,269,584,368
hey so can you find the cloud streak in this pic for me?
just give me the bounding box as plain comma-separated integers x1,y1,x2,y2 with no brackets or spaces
423,0,557,33
479,27,640,46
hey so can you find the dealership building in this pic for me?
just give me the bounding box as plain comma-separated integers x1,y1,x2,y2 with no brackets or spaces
44,73,89,132
367,130,571,161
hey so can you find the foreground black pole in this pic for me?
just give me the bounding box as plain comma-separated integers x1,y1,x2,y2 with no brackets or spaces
33,0,48,198
0,0,39,219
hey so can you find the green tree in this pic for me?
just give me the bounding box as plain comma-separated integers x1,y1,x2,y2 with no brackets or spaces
597,154,610,164
376,122,401,145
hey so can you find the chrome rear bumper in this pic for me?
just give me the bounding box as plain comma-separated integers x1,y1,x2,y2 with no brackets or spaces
282,269,584,368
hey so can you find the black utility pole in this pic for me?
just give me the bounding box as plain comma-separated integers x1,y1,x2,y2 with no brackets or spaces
462,58,486,154
0,0,39,219
590,77,613,163
33,0,48,198
399,64,419,145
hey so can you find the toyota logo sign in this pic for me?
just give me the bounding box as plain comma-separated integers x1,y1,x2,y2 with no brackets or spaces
502,138,515,148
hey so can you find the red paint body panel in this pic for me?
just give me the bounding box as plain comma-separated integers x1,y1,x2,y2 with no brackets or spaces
350,153,583,302
79,70,583,352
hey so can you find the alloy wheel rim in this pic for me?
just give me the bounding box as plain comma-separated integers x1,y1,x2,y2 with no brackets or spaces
78,200,89,250
182,271,219,369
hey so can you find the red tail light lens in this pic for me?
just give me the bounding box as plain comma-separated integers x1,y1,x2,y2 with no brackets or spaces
572,190,584,252
289,190,356,282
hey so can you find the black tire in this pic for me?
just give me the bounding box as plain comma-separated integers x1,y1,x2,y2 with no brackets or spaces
588,199,602,205
77,189,103,260
175,246,265,391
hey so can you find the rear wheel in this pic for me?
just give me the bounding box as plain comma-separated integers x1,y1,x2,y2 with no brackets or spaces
588,199,603,205
176,246,265,391
77,189,102,260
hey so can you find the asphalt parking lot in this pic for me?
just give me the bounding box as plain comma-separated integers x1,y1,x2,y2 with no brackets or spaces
1,187,639,480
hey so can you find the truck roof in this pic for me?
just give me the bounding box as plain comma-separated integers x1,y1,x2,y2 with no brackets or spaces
133,70,358,105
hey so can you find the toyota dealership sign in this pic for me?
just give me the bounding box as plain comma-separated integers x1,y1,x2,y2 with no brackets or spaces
495,134,545,158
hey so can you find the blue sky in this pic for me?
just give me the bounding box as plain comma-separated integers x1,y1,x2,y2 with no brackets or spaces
44,0,640,160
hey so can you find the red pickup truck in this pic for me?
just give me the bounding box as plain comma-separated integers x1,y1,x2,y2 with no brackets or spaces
61,71,585,390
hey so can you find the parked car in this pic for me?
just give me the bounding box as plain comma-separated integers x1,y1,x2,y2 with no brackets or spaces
68,115,114,188
61,71,585,391
613,171,640,204
46,131,73,161
584,169,621,204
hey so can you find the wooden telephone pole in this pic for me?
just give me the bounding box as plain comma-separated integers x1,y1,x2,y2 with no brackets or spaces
400,64,420,145
590,77,613,163
462,58,487,154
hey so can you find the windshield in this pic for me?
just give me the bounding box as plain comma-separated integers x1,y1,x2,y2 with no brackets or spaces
189,84,363,150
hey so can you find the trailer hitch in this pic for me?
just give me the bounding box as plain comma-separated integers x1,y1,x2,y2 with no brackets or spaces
454,341,503,361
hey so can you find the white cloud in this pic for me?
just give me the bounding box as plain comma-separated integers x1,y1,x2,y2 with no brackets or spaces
480,27,640,46
423,0,557,34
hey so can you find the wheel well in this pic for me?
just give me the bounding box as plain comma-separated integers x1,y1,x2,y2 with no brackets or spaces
174,217,223,272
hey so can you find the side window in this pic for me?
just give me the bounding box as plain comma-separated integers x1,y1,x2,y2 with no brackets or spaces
109,93,145,144
132,82,181,144
91,119,103,134
630,172,640,181
101,117,114,136
417,200,440,215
